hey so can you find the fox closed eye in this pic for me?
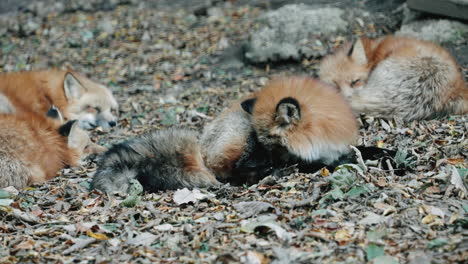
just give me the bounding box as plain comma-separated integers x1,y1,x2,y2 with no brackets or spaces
350,79,361,88
84,105,101,113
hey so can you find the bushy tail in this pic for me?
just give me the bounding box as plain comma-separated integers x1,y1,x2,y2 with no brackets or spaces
91,167,138,193
91,128,221,194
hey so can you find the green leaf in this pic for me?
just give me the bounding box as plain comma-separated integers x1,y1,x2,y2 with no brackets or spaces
329,188,344,200
371,255,399,264
329,166,358,189
100,223,119,233
311,209,330,216
345,186,368,197
199,243,210,252
366,229,388,243
0,190,12,199
426,238,448,249
457,168,467,179
121,195,140,207
0,199,13,206
161,109,178,126
366,243,384,260
462,203,468,213
121,180,143,207
128,179,143,196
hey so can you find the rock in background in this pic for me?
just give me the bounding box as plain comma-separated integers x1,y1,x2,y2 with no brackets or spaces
244,5,348,63
241,0,468,65
243,1,405,64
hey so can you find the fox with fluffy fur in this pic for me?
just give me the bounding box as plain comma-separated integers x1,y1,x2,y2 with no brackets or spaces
0,70,119,130
91,76,359,193
0,109,104,189
319,35,468,121
91,128,221,193
240,76,359,170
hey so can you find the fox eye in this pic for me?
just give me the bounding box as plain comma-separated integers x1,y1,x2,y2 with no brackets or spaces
350,79,362,88
84,105,99,113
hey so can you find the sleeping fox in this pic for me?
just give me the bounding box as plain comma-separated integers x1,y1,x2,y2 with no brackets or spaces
319,35,468,121
91,76,359,193
239,76,359,171
0,108,105,189
90,115,273,193
0,70,119,131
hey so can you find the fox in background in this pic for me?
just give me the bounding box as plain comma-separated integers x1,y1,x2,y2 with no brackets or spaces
319,35,468,121
91,76,364,193
0,104,106,189
0,69,119,131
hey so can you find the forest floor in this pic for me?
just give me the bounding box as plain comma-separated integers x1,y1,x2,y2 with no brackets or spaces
0,1,467,263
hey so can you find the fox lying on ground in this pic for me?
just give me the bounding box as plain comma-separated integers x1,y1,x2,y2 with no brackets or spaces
319,35,468,121
0,107,105,189
91,77,361,193
240,76,359,171
0,70,119,130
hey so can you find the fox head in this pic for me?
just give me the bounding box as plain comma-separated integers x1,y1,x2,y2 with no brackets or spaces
241,77,358,165
319,38,371,98
241,97,300,149
58,120,107,159
62,72,119,131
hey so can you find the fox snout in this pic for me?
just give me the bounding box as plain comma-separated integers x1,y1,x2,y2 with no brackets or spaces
78,112,118,131
97,118,118,130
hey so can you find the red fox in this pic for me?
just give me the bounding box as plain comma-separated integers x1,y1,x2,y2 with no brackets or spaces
240,76,359,170
0,70,119,130
91,76,359,193
200,102,273,185
91,108,272,193
0,110,104,189
319,35,468,121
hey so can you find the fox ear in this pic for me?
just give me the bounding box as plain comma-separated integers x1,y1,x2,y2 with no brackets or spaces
348,39,367,65
58,120,78,137
46,105,64,123
64,72,84,100
275,97,301,126
241,98,256,114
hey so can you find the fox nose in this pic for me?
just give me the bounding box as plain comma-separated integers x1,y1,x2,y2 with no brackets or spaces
109,121,117,127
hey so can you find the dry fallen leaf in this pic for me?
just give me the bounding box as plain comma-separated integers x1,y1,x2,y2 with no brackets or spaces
173,188,215,205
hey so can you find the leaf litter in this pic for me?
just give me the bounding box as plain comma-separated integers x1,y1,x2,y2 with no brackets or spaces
0,0,467,263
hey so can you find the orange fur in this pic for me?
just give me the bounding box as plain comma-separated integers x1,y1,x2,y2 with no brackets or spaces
250,76,358,163
0,112,80,188
0,69,118,129
1,70,76,117
320,35,468,119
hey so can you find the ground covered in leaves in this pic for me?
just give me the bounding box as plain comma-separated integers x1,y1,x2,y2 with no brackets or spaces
0,1,467,263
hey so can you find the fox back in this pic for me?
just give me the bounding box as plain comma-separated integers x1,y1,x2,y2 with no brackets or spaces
0,113,89,189
201,102,273,185
241,76,358,166
319,35,468,120
0,70,119,130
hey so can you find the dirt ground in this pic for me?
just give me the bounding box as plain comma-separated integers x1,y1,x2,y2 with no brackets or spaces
0,1,467,263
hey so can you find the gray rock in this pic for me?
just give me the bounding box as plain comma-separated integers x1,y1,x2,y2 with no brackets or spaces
245,4,348,63
396,19,468,44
